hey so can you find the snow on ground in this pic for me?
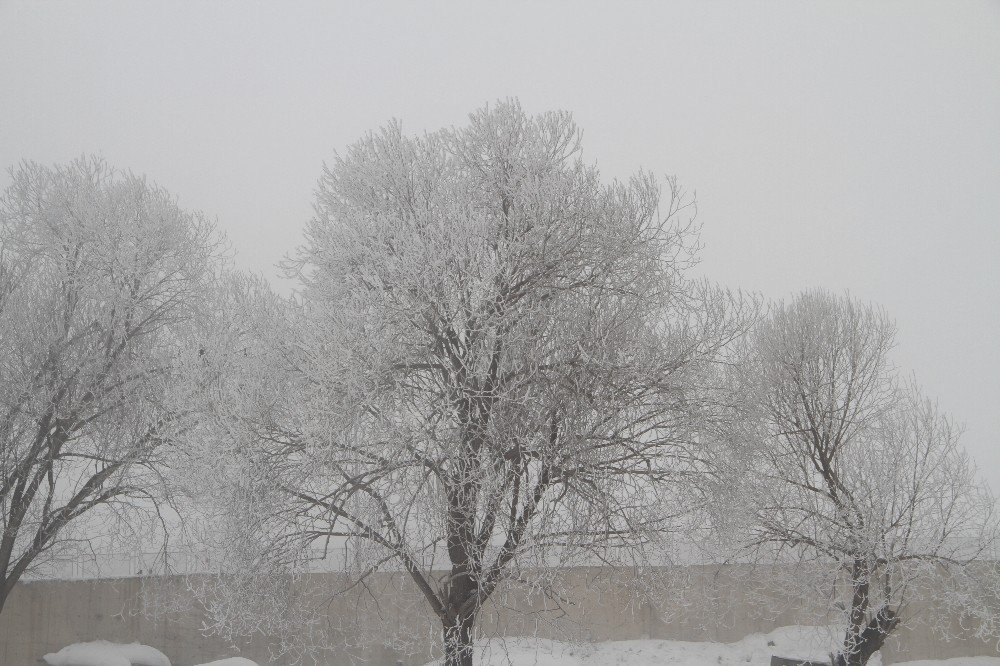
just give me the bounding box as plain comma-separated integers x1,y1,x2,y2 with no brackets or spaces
420,625,1000,666
42,640,170,666
421,625,861,666
39,632,1000,666
896,661,1000,666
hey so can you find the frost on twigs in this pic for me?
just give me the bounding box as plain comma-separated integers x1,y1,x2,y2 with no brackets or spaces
0,157,222,611
703,290,1000,666
174,100,750,665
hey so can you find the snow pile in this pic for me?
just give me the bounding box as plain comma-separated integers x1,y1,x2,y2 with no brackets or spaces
193,659,259,666
42,641,170,666
422,625,861,666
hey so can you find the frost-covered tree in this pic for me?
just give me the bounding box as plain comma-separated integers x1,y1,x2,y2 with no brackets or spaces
198,102,744,666
0,157,220,613
709,290,998,666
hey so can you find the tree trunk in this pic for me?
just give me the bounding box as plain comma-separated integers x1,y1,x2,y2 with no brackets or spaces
443,616,475,666
835,557,871,666
834,606,898,666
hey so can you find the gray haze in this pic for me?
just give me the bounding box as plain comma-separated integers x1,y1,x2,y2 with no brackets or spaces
1,1,998,492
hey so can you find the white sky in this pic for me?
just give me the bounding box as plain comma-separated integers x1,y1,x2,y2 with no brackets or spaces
1,1,998,492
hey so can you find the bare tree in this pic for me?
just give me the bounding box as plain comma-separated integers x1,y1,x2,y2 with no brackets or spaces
708,290,999,666
194,101,745,665
0,157,220,613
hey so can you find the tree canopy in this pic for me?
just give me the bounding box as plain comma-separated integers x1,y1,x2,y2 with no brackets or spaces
708,290,998,666
191,101,745,665
0,157,221,610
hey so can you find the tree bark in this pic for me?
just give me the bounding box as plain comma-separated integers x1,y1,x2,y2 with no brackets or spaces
837,557,871,666
833,561,899,666
443,616,475,666
854,607,898,666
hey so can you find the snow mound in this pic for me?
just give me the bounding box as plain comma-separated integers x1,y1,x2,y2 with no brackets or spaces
193,659,260,666
42,641,170,666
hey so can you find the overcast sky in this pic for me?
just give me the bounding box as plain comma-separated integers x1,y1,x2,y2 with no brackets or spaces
1,1,998,492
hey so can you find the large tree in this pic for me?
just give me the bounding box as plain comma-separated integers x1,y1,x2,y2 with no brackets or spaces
0,157,220,612
709,290,998,666
198,102,743,665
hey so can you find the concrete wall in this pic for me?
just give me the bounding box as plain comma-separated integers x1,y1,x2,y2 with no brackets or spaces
0,567,996,665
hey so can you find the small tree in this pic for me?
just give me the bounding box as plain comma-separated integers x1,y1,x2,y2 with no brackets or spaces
709,290,998,666
198,102,744,665
0,157,219,612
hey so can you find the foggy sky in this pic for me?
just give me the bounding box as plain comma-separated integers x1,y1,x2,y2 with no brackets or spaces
1,1,998,492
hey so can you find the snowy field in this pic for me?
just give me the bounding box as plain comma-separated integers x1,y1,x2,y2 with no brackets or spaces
39,627,1000,666
421,626,999,666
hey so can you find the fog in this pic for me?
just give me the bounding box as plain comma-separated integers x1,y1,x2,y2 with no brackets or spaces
1,0,997,491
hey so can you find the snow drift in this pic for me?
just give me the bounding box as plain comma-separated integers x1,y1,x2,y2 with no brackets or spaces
42,640,170,666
